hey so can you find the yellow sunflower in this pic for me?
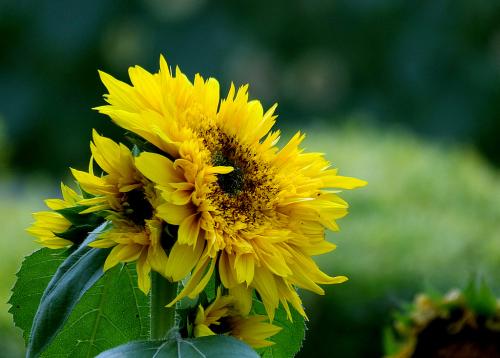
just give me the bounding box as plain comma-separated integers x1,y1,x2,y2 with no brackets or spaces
27,183,82,249
193,288,281,348
95,55,367,319
71,130,168,293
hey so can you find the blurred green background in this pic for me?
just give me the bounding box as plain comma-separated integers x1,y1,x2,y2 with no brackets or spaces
1,1,500,357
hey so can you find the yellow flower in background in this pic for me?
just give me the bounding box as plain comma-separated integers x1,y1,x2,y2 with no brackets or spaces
96,55,367,319
385,283,500,358
194,288,281,348
71,130,168,293
27,183,82,249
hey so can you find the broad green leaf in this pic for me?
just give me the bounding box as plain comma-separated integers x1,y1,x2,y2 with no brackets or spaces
40,222,110,301
9,247,150,357
41,264,150,357
95,335,259,358
9,248,69,342
26,222,111,357
253,301,306,358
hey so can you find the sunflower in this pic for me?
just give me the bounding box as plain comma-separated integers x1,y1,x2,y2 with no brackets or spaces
71,130,168,293
385,284,500,358
193,288,281,348
27,183,83,249
95,55,367,319
71,129,145,215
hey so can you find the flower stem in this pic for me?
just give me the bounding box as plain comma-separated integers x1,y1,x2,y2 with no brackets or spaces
150,271,178,340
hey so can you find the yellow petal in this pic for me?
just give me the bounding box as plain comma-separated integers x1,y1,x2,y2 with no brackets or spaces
229,285,253,316
207,166,234,174
103,244,142,271
91,130,131,176
157,202,194,225
252,267,280,321
79,204,111,214
219,252,238,288
137,249,152,294
98,70,143,111
178,214,200,246
234,254,255,285
89,238,117,249
166,256,216,307
187,257,217,299
135,152,183,186
36,238,73,249
323,175,368,189
170,189,192,205
165,235,204,281
194,324,215,338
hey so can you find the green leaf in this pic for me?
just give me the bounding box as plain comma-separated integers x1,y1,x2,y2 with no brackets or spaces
41,264,150,357
9,246,150,357
41,223,109,300
9,248,69,342
95,335,259,358
253,301,306,358
27,222,111,357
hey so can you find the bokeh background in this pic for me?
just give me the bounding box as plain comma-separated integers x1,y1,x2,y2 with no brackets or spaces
1,1,500,357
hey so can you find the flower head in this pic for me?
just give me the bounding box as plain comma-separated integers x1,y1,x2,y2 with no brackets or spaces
95,55,367,319
386,284,500,358
71,130,146,215
71,130,168,293
27,183,84,249
193,288,281,348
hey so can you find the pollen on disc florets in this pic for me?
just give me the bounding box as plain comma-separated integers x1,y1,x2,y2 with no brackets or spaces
198,125,280,231
212,152,244,196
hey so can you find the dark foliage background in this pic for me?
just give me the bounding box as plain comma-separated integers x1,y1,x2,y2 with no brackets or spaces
2,0,500,176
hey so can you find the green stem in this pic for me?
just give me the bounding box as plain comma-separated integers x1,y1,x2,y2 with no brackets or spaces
150,272,178,340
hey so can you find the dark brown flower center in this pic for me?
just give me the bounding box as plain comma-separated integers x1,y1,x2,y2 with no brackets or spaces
209,316,233,335
212,152,244,196
123,189,153,226
200,125,280,230
412,313,500,358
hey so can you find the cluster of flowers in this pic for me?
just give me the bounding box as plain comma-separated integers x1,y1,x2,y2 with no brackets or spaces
28,56,366,348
